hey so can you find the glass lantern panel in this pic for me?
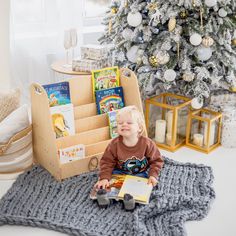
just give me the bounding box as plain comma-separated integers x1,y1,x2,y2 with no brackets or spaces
189,116,219,147
176,106,189,143
165,95,186,107
147,103,165,141
150,95,165,104
164,108,174,146
189,118,205,147
203,121,218,147
200,110,215,120
201,111,219,146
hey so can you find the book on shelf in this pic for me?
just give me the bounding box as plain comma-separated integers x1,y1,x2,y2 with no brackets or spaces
43,81,71,107
50,103,75,139
90,174,153,205
92,66,120,100
107,110,118,139
58,144,85,164
95,86,125,114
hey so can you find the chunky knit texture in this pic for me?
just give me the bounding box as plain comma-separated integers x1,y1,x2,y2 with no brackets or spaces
0,157,215,236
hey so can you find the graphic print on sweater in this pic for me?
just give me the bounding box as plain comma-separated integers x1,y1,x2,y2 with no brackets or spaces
120,156,148,174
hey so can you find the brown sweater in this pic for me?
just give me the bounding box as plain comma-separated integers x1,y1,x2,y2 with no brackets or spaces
99,136,164,180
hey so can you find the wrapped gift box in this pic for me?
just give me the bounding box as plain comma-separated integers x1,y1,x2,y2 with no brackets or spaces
81,44,108,60
72,58,109,72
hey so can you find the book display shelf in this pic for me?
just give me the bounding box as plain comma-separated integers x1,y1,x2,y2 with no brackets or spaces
31,68,146,181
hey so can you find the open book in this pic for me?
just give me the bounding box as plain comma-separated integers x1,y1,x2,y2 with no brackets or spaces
90,174,153,204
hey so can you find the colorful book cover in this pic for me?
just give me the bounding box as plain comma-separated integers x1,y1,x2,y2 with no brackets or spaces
95,86,125,114
59,144,85,164
43,81,71,107
92,66,120,100
90,174,126,200
107,110,119,139
50,103,75,139
89,174,152,205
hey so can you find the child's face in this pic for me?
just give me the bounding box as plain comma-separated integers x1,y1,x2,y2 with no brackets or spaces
117,113,141,138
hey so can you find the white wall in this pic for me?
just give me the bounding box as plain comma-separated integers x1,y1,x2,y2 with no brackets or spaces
0,0,10,90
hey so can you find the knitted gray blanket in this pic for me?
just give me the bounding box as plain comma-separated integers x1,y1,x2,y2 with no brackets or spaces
0,157,215,236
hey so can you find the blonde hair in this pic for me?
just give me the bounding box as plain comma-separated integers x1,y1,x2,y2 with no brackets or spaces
116,106,145,135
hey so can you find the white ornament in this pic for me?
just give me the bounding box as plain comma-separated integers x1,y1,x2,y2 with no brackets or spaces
136,57,142,65
218,8,227,18
191,97,203,109
122,28,134,40
126,45,139,63
183,71,195,82
156,51,170,65
204,0,217,7
202,36,214,47
196,46,213,61
149,9,161,26
168,17,176,32
161,41,172,51
190,33,202,46
137,49,144,56
127,12,142,27
164,69,176,82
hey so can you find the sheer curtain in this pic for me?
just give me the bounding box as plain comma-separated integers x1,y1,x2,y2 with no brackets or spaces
10,0,109,103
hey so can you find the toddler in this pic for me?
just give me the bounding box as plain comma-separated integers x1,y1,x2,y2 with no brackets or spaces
95,106,164,210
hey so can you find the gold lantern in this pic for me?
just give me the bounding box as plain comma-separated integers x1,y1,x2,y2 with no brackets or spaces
186,108,222,153
145,93,191,152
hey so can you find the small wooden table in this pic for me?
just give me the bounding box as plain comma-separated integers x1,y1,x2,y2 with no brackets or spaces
51,60,91,76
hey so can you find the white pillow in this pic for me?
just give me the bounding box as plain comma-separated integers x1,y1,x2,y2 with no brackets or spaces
0,104,30,144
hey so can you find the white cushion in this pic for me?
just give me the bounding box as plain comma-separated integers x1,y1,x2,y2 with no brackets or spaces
0,104,30,144
2,130,32,155
0,88,20,122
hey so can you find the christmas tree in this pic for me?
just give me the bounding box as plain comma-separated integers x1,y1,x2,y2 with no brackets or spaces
99,0,236,108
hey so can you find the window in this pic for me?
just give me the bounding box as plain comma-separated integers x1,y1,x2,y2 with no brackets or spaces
11,0,110,43
82,0,110,44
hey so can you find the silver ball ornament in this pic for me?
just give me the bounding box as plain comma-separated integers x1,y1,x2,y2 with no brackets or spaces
126,45,139,63
191,97,204,109
204,0,217,8
218,8,227,18
122,28,134,40
127,12,142,27
190,33,202,46
164,69,176,82
196,46,213,61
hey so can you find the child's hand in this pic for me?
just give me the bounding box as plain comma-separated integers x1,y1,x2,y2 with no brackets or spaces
95,179,110,189
148,176,158,187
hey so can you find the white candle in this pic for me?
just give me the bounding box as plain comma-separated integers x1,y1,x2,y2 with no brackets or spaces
193,133,204,146
167,110,173,134
204,121,216,146
166,133,172,146
155,120,166,143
